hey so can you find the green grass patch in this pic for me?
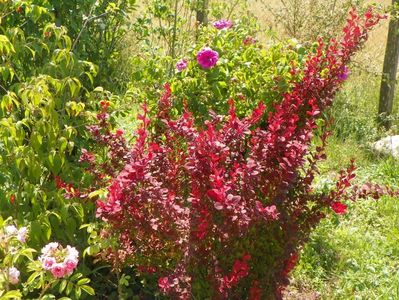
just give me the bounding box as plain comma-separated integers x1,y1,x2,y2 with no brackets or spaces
291,70,399,298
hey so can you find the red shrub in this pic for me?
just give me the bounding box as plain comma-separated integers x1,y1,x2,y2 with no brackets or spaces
92,9,383,299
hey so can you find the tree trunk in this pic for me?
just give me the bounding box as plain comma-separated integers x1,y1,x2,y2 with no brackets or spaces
196,0,209,25
379,0,399,129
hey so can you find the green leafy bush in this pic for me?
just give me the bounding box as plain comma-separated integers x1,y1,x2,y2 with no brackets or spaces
0,1,132,293
129,18,308,122
1,0,91,246
172,24,307,119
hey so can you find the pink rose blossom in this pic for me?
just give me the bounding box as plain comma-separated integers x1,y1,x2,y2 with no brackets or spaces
196,47,219,69
66,245,79,258
40,256,56,270
50,263,66,278
41,242,59,255
39,243,79,278
176,59,188,72
64,258,78,274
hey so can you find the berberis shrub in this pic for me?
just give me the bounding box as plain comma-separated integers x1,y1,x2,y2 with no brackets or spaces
91,8,382,300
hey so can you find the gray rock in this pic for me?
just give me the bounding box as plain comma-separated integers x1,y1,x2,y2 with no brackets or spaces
373,135,399,158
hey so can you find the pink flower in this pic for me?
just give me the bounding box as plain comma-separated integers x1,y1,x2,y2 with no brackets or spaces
39,243,79,278
66,245,79,259
64,258,78,274
40,256,56,270
41,242,59,255
213,19,233,30
196,47,219,69
176,59,188,72
50,263,66,278
8,267,20,285
65,246,79,274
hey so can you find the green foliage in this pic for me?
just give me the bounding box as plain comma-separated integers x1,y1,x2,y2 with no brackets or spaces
289,136,399,299
132,0,199,59
48,0,137,91
293,194,399,299
0,2,132,297
0,3,140,300
1,0,95,248
129,18,308,122
173,26,306,119
284,56,399,297
0,0,136,233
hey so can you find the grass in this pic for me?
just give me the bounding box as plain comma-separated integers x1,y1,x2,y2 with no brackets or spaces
292,184,399,299
288,71,399,298
292,193,399,299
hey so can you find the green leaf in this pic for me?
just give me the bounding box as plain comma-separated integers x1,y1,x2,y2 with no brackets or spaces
30,132,43,152
30,221,42,244
25,270,41,286
65,282,73,296
0,290,22,299
88,189,106,199
70,272,83,281
74,286,82,299
41,295,55,300
80,285,95,296
77,278,90,285
59,279,68,293
93,86,104,92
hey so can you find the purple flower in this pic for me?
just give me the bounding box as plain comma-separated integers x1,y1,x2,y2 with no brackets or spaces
17,227,27,243
338,66,350,81
196,47,219,69
176,59,188,72
213,19,233,30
